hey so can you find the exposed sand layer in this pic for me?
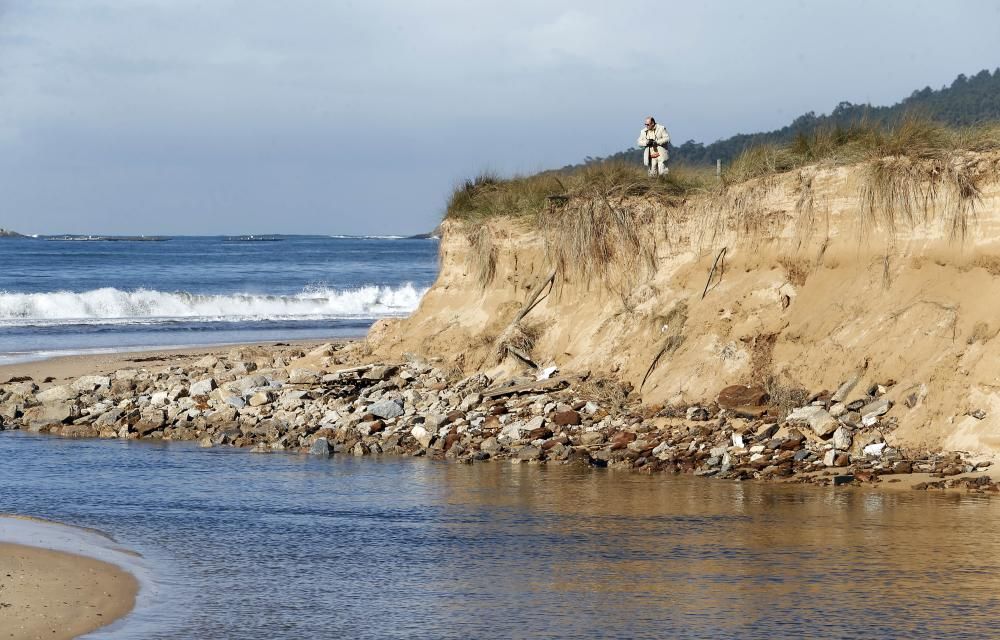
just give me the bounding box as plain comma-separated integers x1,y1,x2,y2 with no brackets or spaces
0,542,137,640
369,153,1000,455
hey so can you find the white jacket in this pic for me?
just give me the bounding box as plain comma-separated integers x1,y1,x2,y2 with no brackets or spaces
637,124,670,165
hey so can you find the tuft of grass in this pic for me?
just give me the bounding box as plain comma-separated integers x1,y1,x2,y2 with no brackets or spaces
465,223,497,287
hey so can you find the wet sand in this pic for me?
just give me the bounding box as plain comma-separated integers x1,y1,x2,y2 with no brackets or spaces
0,542,137,640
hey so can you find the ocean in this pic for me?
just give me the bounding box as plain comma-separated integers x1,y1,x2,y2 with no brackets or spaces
0,235,439,363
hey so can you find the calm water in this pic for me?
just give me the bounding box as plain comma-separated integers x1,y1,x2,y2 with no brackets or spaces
1,432,998,639
0,236,438,362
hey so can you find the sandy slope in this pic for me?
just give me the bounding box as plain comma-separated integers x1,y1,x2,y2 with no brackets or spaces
369,153,1000,455
0,543,137,640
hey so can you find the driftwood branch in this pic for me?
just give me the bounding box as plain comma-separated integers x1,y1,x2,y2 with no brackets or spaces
514,269,557,325
701,247,727,300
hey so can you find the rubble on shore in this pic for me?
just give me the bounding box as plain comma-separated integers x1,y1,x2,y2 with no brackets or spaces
0,343,995,493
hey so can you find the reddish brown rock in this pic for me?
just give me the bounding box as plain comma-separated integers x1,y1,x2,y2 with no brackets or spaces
527,426,554,441
717,385,769,410
551,410,582,426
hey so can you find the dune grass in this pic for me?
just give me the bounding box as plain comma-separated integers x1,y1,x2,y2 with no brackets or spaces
445,162,717,224
448,116,1000,286
724,116,1000,184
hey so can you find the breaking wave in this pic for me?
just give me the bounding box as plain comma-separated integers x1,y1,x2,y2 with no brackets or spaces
0,285,426,326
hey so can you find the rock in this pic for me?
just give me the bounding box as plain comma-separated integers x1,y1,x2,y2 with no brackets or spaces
793,449,813,462
309,437,331,456
60,424,99,438
579,431,606,446
823,449,839,467
198,436,213,448
686,406,710,421
786,406,838,438
527,426,554,441
369,399,404,420
190,378,217,396
970,409,987,420
717,385,769,409
362,365,398,381
23,402,79,429
94,408,123,427
248,391,274,407
583,401,600,415
551,410,581,426
480,436,501,453
832,474,855,486
71,375,111,393
863,442,887,457
500,422,526,441
731,433,745,448
610,431,637,449
134,408,167,436
892,461,913,474
193,355,219,368
831,371,862,403
516,445,542,461
832,426,853,451
36,385,77,404
829,402,847,418
860,397,891,421
410,425,434,448
460,393,483,411
289,369,320,385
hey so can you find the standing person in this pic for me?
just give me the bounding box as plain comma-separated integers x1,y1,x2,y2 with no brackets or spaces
637,116,670,177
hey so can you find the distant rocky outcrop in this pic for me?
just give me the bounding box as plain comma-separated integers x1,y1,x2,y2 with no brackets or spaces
0,228,24,238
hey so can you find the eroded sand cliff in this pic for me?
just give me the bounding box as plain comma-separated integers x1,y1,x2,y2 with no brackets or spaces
370,153,1000,454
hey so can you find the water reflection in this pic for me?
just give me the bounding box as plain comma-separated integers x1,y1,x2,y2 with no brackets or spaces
0,432,997,639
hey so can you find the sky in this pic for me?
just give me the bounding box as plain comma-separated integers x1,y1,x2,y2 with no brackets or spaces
1,0,999,236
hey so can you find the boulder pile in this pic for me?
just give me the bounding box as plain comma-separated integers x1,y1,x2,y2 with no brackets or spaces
0,344,993,492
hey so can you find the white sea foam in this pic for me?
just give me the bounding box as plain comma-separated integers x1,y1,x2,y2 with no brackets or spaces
0,284,426,325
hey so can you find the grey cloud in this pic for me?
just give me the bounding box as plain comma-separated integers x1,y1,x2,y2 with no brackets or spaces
1,1,999,235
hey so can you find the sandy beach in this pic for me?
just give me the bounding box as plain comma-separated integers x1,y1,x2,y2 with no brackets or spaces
0,339,335,387
0,542,137,640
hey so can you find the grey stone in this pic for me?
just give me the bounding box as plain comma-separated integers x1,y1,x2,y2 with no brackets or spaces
369,399,404,420
94,408,123,427
786,406,838,438
860,397,892,422
517,445,542,461
832,426,853,451
686,406,710,421
71,375,111,393
190,378,217,396
309,437,332,456
36,385,78,404
134,408,167,436
793,449,813,462
24,402,79,429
